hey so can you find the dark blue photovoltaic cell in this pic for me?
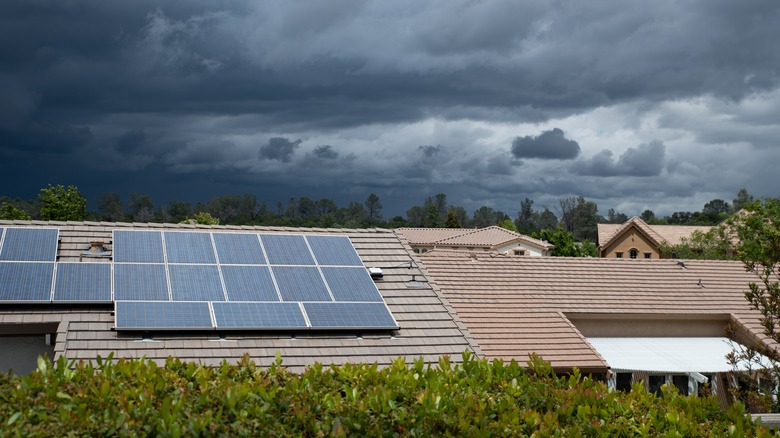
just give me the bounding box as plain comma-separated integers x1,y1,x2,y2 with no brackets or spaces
221,265,279,301
303,302,398,329
169,264,225,301
113,231,164,263
115,301,213,330
272,266,331,302
164,232,217,264
213,233,265,265
0,262,54,302
321,267,383,302
53,263,111,302
212,302,307,328
113,264,169,301
0,228,59,262
307,235,363,266
261,235,315,265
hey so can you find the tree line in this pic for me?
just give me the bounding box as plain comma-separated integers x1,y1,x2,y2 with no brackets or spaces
0,185,757,256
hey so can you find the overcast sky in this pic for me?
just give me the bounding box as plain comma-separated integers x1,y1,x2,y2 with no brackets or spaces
2,1,779,218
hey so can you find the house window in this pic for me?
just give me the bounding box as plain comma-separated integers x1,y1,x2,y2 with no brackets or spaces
513,250,525,256
615,252,623,259
615,373,632,392
648,375,666,396
629,248,639,259
644,253,652,259
672,375,690,396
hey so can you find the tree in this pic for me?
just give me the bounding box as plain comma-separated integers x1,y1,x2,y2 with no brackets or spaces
38,184,87,221
571,197,599,241
658,228,734,260
733,188,754,212
515,198,535,234
96,192,125,222
558,196,578,232
702,199,731,224
640,209,656,223
364,193,383,226
721,198,780,411
471,206,499,228
181,212,220,225
445,208,462,228
607,208,628,224
536,208,559,231
128,193,153,221
0,202,31,220
499,218,518,232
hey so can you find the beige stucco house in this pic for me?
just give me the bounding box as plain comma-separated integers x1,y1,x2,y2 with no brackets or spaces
597,216,713,259
397,226,554,256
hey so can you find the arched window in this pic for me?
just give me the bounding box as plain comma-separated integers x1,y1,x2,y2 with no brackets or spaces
629,248,639,259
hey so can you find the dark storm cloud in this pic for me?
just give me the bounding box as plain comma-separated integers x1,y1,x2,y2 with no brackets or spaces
313,145,338,160
572,141,666,177
259,137,301,163
418,145,443,158
511,128,581,160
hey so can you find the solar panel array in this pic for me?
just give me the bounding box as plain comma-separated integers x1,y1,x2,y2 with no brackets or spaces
0,227,398,331
112,231,397,331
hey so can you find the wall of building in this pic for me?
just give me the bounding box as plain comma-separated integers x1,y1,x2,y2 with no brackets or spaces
601,228,660,259
0,336,54,375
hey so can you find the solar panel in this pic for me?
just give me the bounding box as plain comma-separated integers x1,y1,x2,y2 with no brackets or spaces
164,232,217,264
212,302,307,329
0,228,59,262
113,231,164,263
321,267,383,302
168,264,225,301
303,302,399,329
115,301,213,330
272,266,331,302
113,264,169,301
221,265,279,301
307,235,363,266
261,235,315,265
53,263,111,302
213,233,265,265
0,262,55,302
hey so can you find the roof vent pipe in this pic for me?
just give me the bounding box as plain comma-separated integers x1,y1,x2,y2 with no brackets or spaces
80,241,111,261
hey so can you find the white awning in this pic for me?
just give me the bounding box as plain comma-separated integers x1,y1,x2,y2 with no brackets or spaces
587,337,744,374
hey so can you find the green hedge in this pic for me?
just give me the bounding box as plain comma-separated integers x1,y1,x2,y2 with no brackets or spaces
0,352,773,437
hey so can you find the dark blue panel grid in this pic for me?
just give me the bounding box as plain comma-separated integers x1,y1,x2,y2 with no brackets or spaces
113,231,164,263
169,264,225,301
113,264,169,301
272,266,331,302
53,263,111,302
213,233,265,265
321,267,383,302
307,235,363,266
0,228,59,262
213,302,307,329
303,302,398,329
221,265,279,301
115,301,213,330
0,262,54,302
164,232,217,264
261,235,315,265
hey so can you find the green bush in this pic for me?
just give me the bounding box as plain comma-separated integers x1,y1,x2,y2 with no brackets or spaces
0,353,772,436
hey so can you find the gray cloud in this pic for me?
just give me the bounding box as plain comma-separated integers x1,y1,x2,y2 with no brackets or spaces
313,145,338,160
511,128,581,160
418,145,443,158
573,140,666,177
259,137,301,162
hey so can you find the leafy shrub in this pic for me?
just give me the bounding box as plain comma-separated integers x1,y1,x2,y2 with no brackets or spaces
0,353,772,436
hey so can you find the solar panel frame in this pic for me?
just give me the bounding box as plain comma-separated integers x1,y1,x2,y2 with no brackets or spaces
53,263,112,303
0,228,59,262
272,266,332,302
321,267,383,302
213,233,265,265
261,234,316,265
306,235,364,266
303,302,399,330
212,302,307,329
0,262,55,302
113,263,169,301
164,232,217,264
168,264,226,302
221,265,280,302
115,301,214,330
113,230,164,263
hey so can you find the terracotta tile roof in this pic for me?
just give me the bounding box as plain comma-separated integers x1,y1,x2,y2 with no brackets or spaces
418,250,773,372
397,226,553,250
0,220,478,370
598,216,713,248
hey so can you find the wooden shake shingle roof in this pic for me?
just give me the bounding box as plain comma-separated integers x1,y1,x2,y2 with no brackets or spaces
418,250,774,372
0,220,478,370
